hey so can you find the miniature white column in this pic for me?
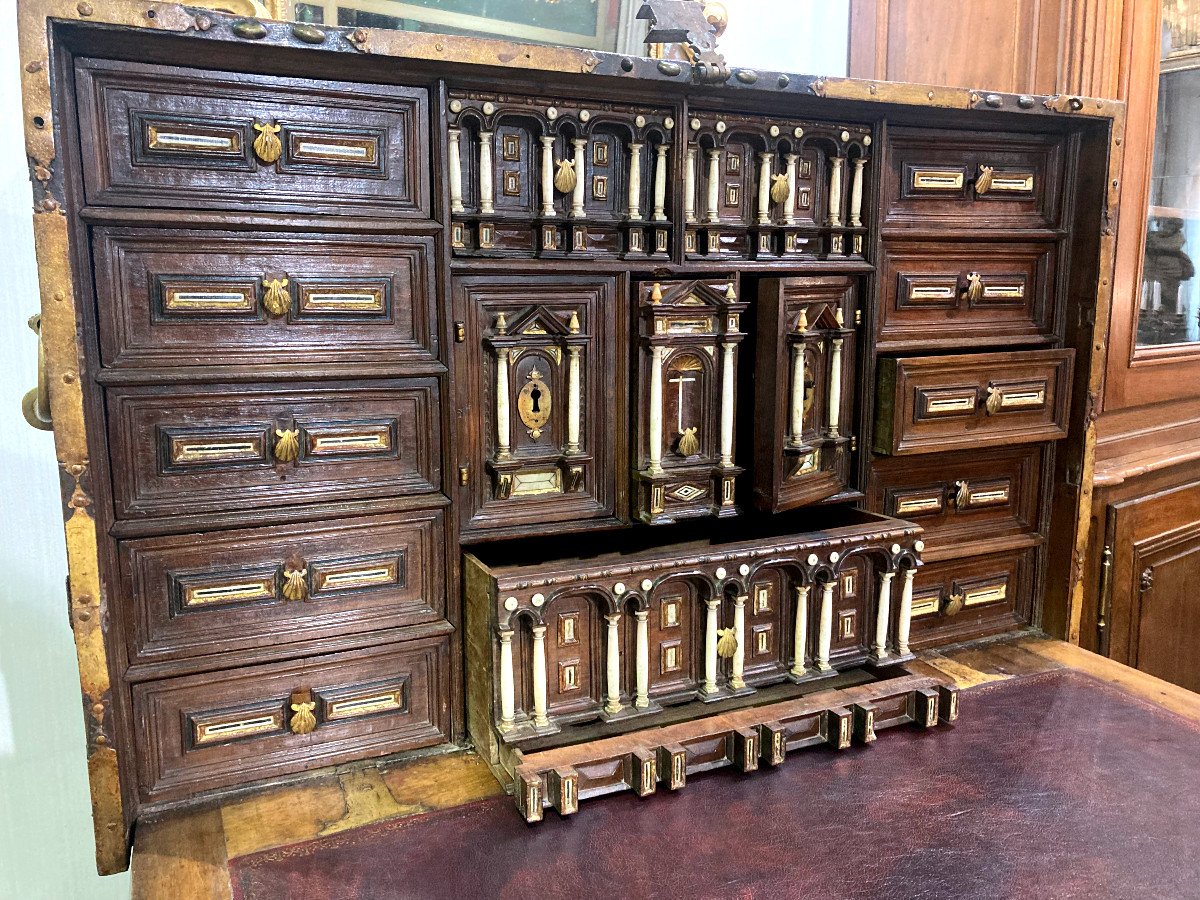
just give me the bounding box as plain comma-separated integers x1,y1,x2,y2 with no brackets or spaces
783,153,799,225
653,143,669,221
828,336,844,437
719,342,735,466
634,609,650,708
872,572,894,661
448,127,465,214
571,138,587,218
790,585,810,677
828,156,844,227
706,149,722,223
605,613,623,714
627,142,644,220
731,594,747,690
703,598,720,694
684,146,698,223
756,151,773,225
478,131,495,214
789,339,806,446
816,580,835,672
539,135,556,218
849,157,867,227
648,345,665,475
495,347,511,459
498,629,516,729
531,624,549,727
897,568,915,656
566,346,582,454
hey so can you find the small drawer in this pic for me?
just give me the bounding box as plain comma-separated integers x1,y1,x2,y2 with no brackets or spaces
107,380,441,519
131,637,450,803
873,348,1073,456
908,548,1036,648
94,228,437,370
883,128,1063,231
120,509,446,667
867,445,1045,551
75,57,429,217
877,239,1057,349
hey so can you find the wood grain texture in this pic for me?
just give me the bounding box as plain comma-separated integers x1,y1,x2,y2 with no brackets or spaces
131,807,230,900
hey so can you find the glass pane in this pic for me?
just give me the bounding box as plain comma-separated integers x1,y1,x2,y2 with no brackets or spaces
1138,4,1200,347
287,1,849,76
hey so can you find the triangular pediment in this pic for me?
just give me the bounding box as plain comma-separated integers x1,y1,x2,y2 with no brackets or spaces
505,305,573,338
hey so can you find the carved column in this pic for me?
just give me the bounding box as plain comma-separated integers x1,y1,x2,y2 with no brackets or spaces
566,346,582,454
897,568,915,656
648,345,665,475
757,151,773,225
498,628,515,729
478,130,495,214
634,609,650,708
495,347,511,460
849,157,867,227
531,624,550,727
703,598,720,694
448,127,465,214
731,593,747,690
539,135,556,218
684,146,698,223
627,142,644,220
789,334,806,446
605,613,623,714
720,341,735,466
828,336,844,437
653,143,669,221
872,572,894,661
790,585,809,678
783,152,798,225
816,580,835,671
571,138,587,218
706,148,721,223
828,156,844,227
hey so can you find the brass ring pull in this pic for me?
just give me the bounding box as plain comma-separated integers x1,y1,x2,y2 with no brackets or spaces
962,272,983,303
22,314,52,431
984,385,1003,416
975,164,994,195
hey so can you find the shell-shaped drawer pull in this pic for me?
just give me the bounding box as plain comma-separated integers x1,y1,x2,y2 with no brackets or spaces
954,480,971,508
282,564,309,601
984,385,1004,416
974,164,994,195
273,427,301,462
289,688,317,735
262,276,291,317
962,272,984,303
943,592,965,617
253,121,283,163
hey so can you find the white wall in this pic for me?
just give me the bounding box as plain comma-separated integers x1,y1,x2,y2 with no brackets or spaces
717,0,850,77
0,2,131,895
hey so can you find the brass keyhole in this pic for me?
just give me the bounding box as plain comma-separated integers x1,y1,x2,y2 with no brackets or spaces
529,386,542,413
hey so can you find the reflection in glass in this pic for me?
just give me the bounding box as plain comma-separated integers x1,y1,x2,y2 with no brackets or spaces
1139,4,1200,347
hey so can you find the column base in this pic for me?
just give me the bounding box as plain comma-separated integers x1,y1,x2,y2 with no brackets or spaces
788,666,838,685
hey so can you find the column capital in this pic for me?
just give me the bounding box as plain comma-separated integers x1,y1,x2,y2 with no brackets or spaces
634,608,649,621
531,624,547,636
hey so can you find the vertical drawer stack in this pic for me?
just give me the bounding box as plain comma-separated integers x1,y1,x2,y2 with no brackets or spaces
74,57,453,804
866,126,1074,647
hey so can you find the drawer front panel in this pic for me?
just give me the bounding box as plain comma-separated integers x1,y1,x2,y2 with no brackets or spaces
94,228,437,370
76,58,429,216
883,128,1063,231
908,548,1035,648
131,638,450,803
873,348,1073,456
878,240,1057,349
121,509,445,666
107,380,441,519
867,445,1045,550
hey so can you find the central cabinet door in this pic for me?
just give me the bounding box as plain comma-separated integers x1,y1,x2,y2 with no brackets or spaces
453,275,623,538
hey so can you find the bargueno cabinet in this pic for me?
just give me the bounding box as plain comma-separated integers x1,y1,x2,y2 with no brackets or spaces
16,0,1122,874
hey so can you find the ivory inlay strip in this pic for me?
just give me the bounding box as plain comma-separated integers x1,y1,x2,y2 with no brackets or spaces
326,689,404,720
317,564,398,591
926,396,977,414
184,578,276,607
148,126,240,153
511,470,562,496
309,431,391,454
966,487,1010,506
964,582,1008,606
999,389,1046,409
910,594,941,618
193,712,282,745
989,174,1035,192
911,168,964,190
896,496,943,515
170,439,262,464
300,288,385,312
909,285,956,301
294,140,373,161
982,284,1026,299
165,289,256,311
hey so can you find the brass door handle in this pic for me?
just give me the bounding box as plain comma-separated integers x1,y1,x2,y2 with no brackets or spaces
962,272,984,303
22,313,52,431
974,164,994,195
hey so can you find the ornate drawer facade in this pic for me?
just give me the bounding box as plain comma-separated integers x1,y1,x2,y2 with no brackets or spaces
93,228,438,371
907,547,1037,648
873,348,1074,456
881,128,1064,232
119,508,446,669
106,380,441,520
75,57,430,217
453,275,620,538
876,239,1058,350
130,637,450,804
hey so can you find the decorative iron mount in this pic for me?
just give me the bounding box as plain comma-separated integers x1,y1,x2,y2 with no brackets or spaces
638,1,731,84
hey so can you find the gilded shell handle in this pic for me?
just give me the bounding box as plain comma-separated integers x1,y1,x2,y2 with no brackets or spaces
954,480,970,508
262,277,290,317
253,121,283,164
274,427,301,462
289,688,317,735
21,313,52,431
943,592,965,617
983,385,1003,416
282,565,309,601
962,272,984,303
975,164,994,195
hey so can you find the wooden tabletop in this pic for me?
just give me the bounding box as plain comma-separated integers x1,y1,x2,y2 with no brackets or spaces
130,634,1200,899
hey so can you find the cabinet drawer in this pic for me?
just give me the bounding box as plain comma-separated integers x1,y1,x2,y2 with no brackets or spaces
877,239,1057,349
107,380,441,519
131,637,450,803
94,228,437,370
883,128,1063,231
120,509,446,667
76,58,429,217
908,547,1036,648
873,348,1073,456
867,445,1045,551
